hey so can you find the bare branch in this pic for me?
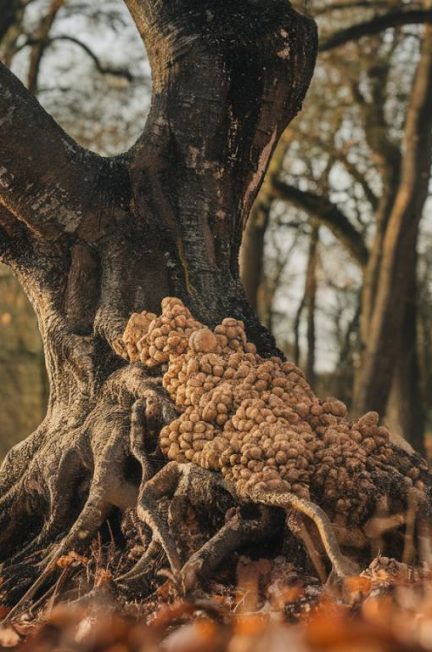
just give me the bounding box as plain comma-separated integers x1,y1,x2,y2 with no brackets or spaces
271,179,369,267
17,35,139,83
320,9,432,52
287,127,379,210
27,0,64,94
315,1,395,15
47,35,137,81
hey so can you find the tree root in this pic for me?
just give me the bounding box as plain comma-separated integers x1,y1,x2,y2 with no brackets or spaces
180,505,279,592
243,487,360,578
1,356,431,615
0,373,202,614
116,459,279,595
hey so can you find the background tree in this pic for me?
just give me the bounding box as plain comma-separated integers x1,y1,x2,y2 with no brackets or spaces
242,0,432,453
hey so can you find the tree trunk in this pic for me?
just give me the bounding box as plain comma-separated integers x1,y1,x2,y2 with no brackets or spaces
293,221,319,386
0,0,317,602
240,203,271,314
305,224,319,387
385,258,426,455
352,23,432,435
240,128,295,313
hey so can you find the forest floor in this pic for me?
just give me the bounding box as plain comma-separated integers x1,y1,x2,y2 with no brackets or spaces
1,552,432,651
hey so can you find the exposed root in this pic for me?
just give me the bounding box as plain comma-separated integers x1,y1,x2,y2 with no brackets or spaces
116,539,161,592
0,362,179,609
0,424,47,496
118,461,237,594
287,512,328,583
0,402,135,607
2,297,432,612
2,546,64,624
243,488,359,578
136,462,184,577
180,505,278,592
8,450,83,566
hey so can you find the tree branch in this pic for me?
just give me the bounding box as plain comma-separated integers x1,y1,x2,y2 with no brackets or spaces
271,179,369,267
287,127,379,210
27,0,64,94
315,1,395,15
0,61,111,240
18,35,139,83
320,9,432,52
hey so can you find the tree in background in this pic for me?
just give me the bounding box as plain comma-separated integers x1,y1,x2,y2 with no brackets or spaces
243,0,432,453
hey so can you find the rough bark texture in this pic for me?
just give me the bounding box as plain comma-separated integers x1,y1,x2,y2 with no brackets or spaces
0,0,317,606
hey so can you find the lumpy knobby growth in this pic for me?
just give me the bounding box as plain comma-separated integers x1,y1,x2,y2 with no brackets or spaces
122,298,428,529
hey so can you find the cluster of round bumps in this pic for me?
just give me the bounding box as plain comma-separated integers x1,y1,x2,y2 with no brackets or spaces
122,299,428,526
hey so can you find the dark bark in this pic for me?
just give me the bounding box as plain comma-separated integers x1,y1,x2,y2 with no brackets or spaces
0,0,317,605
124,0,316,337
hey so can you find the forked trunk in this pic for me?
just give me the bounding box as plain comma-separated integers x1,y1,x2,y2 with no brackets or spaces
0,0,317,603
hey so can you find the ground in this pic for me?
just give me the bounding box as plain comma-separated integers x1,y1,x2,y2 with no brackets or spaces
1,554,432,651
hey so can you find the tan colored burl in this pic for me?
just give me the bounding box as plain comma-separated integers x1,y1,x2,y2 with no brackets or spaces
122,298,430,580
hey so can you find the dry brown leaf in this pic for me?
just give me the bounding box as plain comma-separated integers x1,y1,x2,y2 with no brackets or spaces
344,575,373,596
163,619,221,652
56,551,88,569
0,626,21,647
233,613,268,637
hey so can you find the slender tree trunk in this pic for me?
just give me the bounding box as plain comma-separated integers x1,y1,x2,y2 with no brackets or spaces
240,129,295,312
385,257,426,454
305,224,319,387
292,222,319,385
240,203,271,314
27,0,65,94
352,23,432,434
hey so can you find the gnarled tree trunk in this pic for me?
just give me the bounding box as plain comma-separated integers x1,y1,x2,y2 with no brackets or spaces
0,0,317,604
